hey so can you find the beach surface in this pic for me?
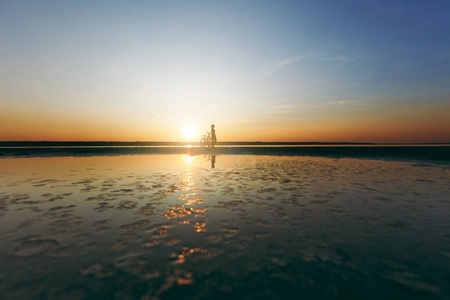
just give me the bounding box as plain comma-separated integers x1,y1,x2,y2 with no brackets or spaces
1,154,449,299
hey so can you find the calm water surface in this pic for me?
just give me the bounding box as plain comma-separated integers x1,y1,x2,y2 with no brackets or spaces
0,155,449,299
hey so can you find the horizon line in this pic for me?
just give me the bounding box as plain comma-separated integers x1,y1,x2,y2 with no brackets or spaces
1,141,449,145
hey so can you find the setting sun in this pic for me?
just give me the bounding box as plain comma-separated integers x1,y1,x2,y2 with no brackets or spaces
182,126,197,140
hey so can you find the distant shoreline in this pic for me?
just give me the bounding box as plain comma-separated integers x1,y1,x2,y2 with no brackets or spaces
0,145,449,163
1,141,449,147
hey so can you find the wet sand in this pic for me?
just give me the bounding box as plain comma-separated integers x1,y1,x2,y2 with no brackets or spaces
0,155,449,299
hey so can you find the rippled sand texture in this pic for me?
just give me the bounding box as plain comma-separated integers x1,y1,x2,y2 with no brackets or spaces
0,155,449,299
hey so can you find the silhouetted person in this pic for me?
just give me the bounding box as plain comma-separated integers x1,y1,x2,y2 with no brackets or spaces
211,124,217,147
211,155,216,168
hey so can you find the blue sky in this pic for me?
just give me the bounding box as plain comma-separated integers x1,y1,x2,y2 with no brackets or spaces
1,0,449,141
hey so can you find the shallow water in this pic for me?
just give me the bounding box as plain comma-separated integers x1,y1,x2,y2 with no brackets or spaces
0,155,449,299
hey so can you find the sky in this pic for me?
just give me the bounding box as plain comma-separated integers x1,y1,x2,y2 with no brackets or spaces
1,0,450,143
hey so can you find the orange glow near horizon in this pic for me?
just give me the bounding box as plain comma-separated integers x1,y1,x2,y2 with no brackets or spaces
1,102,449,143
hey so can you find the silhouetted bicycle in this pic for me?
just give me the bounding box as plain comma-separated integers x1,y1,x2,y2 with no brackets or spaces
200,132,213,147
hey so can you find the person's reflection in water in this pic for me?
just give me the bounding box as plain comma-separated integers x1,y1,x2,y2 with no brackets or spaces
211,155,216,168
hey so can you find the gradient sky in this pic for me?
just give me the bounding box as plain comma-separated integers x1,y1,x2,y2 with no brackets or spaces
1,0,450,142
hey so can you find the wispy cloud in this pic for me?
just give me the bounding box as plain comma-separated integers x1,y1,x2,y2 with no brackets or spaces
263,53,361,77
325,100,371,111
263,54,315,77
326,100,362,106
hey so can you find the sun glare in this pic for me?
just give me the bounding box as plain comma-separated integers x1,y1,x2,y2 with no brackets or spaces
182,126,197,140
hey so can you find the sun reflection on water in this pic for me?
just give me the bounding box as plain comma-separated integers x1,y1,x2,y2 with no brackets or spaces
171,247,209,265
184,155,195,164
163,154,207,233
